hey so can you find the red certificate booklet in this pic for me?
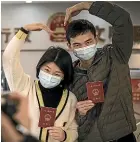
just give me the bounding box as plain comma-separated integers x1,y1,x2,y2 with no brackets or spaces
86,81,105,103
38,107,56,128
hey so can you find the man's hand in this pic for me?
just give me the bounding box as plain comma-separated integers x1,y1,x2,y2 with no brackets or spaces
48,127,66,141
64,2,92,26
1,112,24,142
76,100,95,116
24,23,55,34
9,92,30,129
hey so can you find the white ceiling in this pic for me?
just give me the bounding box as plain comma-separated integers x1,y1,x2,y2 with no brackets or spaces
1,1,78,4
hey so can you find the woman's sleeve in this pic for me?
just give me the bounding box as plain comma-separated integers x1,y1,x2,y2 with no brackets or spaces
2,30,32,96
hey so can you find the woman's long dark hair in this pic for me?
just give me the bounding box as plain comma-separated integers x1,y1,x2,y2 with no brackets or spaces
36,46,74,88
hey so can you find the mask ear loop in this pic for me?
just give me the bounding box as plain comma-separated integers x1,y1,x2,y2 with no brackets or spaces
73,50,78,57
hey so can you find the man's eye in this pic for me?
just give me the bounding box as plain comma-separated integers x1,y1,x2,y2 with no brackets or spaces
74,44,80,48
86,41,92,45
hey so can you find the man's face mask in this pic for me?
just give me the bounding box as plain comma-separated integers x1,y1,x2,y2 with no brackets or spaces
39,70,62,89
73,44,97,60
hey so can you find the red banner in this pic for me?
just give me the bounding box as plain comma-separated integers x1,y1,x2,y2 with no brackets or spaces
131,79,140,120
131,79,140,102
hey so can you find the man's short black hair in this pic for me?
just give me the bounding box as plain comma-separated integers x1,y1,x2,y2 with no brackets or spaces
66,19,96,44
36,47,74,88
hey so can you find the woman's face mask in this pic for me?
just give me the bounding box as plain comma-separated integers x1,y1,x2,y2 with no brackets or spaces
73,44,97,60
39,70,63,89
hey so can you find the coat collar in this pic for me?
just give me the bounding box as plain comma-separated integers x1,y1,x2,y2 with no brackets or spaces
35,80,69,120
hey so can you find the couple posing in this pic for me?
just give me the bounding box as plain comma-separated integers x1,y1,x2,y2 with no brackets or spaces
3,1,137,142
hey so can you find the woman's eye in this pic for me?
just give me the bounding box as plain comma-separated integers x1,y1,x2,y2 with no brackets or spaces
44,69,49,72
55,74,63,78
55,74,61,77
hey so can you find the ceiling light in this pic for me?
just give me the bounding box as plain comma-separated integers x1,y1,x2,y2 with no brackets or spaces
26,0,32,3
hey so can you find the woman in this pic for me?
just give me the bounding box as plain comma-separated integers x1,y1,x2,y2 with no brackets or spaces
3,23,78,142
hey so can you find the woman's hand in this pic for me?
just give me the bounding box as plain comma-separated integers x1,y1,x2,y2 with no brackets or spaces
48,127,66,141
24,23,54,34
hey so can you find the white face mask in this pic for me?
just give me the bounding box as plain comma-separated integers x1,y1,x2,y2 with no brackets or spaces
39,70,62,89
74,44,97,60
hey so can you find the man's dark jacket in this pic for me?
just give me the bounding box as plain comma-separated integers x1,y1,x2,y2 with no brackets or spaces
70,1,136,142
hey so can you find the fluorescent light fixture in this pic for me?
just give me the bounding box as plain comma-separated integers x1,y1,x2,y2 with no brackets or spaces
26,0,32,3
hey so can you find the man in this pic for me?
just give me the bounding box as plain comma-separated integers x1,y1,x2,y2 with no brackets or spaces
1,92,39,142
64,1,136,142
